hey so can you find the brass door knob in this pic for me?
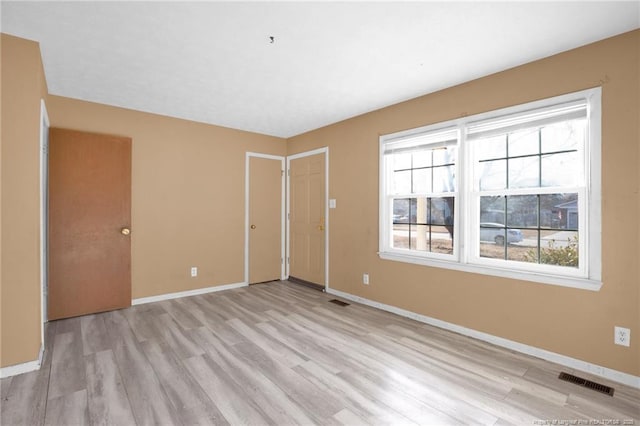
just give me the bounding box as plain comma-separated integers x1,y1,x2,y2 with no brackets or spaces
121,227,131,236
318,225,324,231
250,224,256,229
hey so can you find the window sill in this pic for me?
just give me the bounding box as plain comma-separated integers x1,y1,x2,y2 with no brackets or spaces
378,251,602,291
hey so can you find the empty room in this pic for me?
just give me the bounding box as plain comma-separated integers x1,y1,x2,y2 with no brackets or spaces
1,1,639,425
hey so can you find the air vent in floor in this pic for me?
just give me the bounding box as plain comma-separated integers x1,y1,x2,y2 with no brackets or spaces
558,372,614,396
329,299,350,307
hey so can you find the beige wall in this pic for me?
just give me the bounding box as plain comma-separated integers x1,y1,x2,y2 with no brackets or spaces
47,96,286,301
1,34,48,367
288,30,640,376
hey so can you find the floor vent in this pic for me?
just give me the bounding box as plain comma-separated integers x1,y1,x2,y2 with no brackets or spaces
329,299,350,307
558,372,614,396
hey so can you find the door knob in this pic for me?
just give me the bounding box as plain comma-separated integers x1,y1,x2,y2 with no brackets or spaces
250,224,256,229
121,227,131,236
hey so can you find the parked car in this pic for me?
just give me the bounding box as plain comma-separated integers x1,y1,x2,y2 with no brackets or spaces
480,223,523,245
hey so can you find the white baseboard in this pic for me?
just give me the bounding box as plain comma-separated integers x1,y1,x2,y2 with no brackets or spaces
327,288,640,390
132,281,247,305
0,344,44,379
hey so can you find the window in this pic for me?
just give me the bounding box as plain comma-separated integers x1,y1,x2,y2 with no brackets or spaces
379,88,601,290
383,129,458,258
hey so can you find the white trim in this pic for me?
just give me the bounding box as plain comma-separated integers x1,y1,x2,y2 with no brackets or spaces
245,152,286,284
379,88,602,291
286,147,330,291
132,282,247,305
0,345,44,379
287,147,327,161
327,288,639,389
39,99,50,354
325,147,330,292
586,88,602,281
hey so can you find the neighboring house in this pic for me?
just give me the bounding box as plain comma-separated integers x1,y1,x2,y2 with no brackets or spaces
554,200,579,230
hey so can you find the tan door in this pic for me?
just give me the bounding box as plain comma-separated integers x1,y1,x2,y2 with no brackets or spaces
48,128,132,320
248,155,283,284
289,152,326,285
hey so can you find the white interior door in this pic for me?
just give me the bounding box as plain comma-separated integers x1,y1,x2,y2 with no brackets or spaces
287,148,328,288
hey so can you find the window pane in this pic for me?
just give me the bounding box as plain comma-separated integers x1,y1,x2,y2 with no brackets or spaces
414,198,428,224
411,224,429,251
433,147,456,166
508,128,539,157
480,195,505,225
480,223,506,245
392,225,410,249
431,225,453,254
393,199,410,223
540,230,579,268
506,228,532,262
479,159,506,190
412,168,431,194
508,156,539,188
412,150,431,168
476,135,506,161
539,193,578,229
541,119,584,153
392,153,411,170
480,222,506,259
506,195,538,228
541,151,580,187
430,197,454,226
480,242,505,259
518,229,540,263
392,170,411,194
433,166,456,192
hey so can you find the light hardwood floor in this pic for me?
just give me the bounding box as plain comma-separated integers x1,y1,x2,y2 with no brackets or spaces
2,281,639,425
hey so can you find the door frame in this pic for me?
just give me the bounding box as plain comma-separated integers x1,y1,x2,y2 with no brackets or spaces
39,99,49,355
244,152,286,284
286,147,329,290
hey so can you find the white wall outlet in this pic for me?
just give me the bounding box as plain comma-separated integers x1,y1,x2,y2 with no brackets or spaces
614,326,630,347
363,273,369,285
329,199,337,209
191,266,198,277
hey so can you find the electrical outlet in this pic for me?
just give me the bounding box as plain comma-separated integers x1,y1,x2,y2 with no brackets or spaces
614,326,630,347
363,273,369,285
191,267,198,277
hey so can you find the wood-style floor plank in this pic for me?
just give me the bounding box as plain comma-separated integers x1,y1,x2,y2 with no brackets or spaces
84,349,136,425
44,389,89,426
81,314,111,356
140,338,213,417
1,367,50,426
184,354,270,425
1,280,639,425
112,334,182,426
47,330,86,400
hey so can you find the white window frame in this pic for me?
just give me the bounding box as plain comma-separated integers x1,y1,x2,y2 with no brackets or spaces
380,127,460,261
379,88,602,291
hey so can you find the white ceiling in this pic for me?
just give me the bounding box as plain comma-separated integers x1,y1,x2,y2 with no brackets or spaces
2,1,639,138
